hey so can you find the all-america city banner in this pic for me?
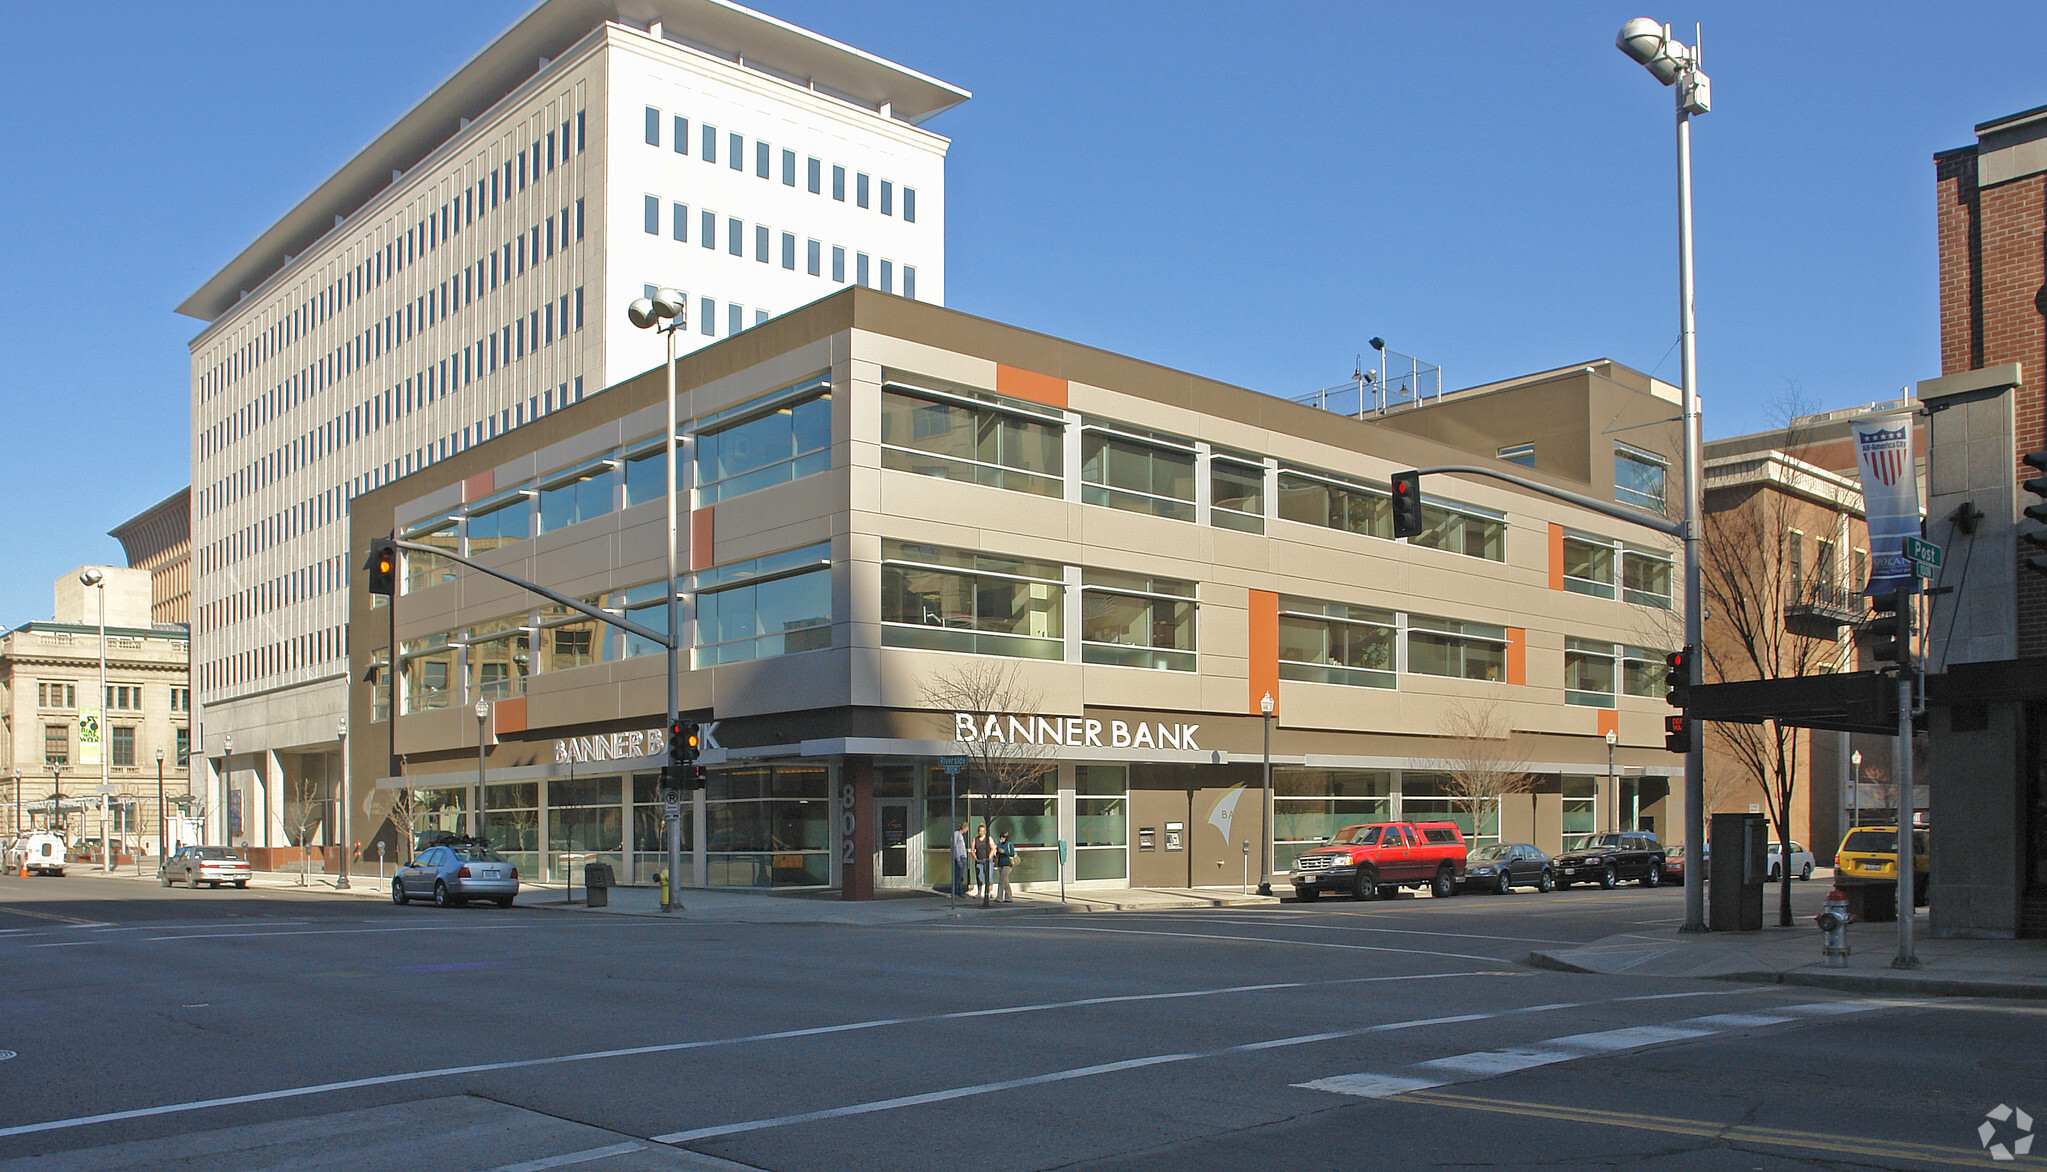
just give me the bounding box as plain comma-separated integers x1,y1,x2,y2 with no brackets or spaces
1850,410,1920,596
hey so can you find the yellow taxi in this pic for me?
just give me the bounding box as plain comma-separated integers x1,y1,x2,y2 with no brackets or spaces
1833,825,1929,906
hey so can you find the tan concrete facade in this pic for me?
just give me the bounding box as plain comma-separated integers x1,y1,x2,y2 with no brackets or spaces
347,288,1688,893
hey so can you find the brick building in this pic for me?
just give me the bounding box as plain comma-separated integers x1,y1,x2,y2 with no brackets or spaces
1922,105,2047,937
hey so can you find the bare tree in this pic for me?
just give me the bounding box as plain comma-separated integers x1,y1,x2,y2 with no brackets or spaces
923,660,1057,839
375,786,417,866
1699,407,1855,925
285,775,326,885
1430,697,1536,837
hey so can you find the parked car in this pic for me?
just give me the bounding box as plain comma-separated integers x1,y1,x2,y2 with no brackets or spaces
392,835,519,908
1833,826,1929,906
6,832,68,877
1289,821,1467,901
1553,832,1665,889
159,846,251,888
1459,842,1553,893
1663,841,1692,883
1767,840,1816,881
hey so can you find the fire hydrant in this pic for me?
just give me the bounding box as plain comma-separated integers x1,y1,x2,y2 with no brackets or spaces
1816,888,1851,968
655,870,670,912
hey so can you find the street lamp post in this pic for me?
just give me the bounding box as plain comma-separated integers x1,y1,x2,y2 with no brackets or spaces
11,767,19,836
1605,729,1620,834
474,700,489,846
336,718,351,890
79,568,111,872
1849,749,1861,829
1616,18,1710,932
628,288,688,910
1258,692,1275,896
45,758,63,833
222,733,232,847
155,746,165,863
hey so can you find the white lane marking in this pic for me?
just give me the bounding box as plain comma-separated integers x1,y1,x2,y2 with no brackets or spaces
0,969,1512,1140
141,924,530,942
648,991,1775,1143
478,1142,646,1172
1015,923,1503,963
1298,1000,1885,1100
1108,913,1582,947
26,941,105,948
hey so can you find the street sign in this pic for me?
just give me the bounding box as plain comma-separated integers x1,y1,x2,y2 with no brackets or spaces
1904,537,1942,576
938,754,968,773
662,788,682,820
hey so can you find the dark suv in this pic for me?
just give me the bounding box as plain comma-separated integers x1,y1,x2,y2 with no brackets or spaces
1554,832,1665,889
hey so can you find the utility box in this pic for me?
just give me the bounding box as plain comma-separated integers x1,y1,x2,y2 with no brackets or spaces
584,861,614,908
1708,812,1765,931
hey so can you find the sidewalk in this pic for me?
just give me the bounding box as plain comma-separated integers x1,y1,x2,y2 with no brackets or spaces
1529,912,2047,1000
56,858,1277,924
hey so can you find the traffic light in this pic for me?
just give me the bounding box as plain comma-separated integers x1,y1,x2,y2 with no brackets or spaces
1664,714,1689,754
1391,470,1424,539
2024,452,2047,575
668,719,700,766
1663,646,1693,709
1869,588,1912,668
364,539,398,596
687,764,708,790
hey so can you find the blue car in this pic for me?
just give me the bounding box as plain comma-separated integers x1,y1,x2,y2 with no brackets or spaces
392,835,520,908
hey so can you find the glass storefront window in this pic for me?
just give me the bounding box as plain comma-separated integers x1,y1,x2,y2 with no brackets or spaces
881,541,1064,660
1272,768,1390,871
411,788,468,850
631,772,693,884
696,384,830,505
1277,597,1395,689
1080,426,1195,521
1073,765,1128,881
1561,776,1598,840
880,385,1063,498
1400,773,1497,843
484,781,539,879
1081,571,1195,671
706,766,830,887
548,775,623,879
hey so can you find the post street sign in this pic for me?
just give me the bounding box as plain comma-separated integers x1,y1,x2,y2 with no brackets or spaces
937,754,968,773
1904,537,1942,576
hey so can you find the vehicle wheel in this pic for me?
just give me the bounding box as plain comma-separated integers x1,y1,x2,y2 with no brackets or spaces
391,879,408,906
1537,869,1554,893
1800,862,1813,881
1432,868,1457,899
433,880,453,908
1352,869,1377,901
235,880,248,888
1599,866,1618,890
1769,865,1781,883
1644,865,1662,888
494,897,514,909
1915,879,1929,908
1377,885,1399,900
159,874,171,887
1496,872,1513,896
1296,887,1319,902
188,872,200,889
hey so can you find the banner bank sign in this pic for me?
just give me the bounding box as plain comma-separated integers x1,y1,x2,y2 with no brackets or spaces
953,713,1201,751
555,728,665,765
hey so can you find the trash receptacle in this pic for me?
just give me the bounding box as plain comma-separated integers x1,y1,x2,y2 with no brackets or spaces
584,861,614,908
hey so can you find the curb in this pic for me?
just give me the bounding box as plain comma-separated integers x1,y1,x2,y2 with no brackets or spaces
1523,948,2047,1001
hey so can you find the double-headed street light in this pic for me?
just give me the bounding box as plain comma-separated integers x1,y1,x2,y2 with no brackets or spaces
629,288,689,907
1616,18,1709,933
336,717,351,890
155,746,165,863
1258,692,1275,896
80,568,110,872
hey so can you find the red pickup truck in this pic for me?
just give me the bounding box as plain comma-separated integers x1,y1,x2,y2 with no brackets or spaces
1287,821,1468,901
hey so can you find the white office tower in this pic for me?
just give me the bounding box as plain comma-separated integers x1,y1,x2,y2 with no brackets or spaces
178,0,965,846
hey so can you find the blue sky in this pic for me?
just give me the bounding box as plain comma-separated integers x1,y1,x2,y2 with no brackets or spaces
4,1,2045,628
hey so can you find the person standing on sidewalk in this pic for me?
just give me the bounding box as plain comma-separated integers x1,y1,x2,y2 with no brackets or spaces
974,823,994,906
950,821,969,899
995,832,1016,902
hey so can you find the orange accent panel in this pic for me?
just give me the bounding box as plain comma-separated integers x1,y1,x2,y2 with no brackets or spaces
1248,590,1279,715
494,697,528,735
1548,523,1565,591
996,364,1069,409
690,506,714,571
465,471,494,501
1505,627,1526,686
1596,709,1619,739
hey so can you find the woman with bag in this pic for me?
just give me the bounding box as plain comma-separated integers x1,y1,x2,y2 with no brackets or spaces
995,832,1017,902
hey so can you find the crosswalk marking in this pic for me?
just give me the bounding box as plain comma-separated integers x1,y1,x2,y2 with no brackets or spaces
1298,1000,1883,1099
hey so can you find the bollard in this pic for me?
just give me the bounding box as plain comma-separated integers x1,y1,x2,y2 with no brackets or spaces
1816,888,1851,968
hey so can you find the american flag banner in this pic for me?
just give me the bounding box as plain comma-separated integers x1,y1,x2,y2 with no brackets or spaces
1850,411,1921,596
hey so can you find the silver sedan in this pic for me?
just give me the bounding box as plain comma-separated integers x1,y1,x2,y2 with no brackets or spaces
392,837,520,908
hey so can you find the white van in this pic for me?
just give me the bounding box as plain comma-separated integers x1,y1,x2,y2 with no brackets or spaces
6,832,68,877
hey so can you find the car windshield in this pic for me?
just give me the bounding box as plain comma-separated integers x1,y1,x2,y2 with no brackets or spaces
1330,826,1382,846
1471,844,1511,861
1842,830,1897,853
452,845,505,862
1584,834,1624,850
192,847,237,860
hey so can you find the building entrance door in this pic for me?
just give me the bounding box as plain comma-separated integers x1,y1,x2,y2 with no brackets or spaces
875,800,916,889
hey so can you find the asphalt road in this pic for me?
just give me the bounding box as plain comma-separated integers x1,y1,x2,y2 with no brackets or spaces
0,874,2035,1171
